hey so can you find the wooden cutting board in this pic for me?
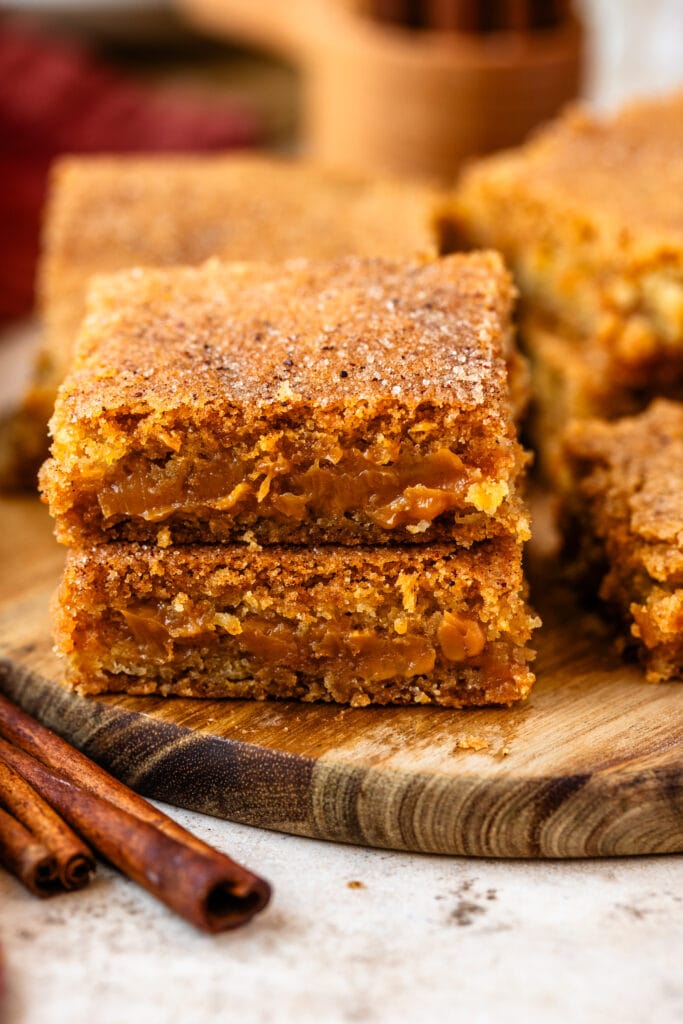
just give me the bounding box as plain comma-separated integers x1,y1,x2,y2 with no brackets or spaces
0,495,680,859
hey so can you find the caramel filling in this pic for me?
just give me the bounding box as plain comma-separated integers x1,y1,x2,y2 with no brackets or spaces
437,610,486,661
121,604,487,683
99,447,502,530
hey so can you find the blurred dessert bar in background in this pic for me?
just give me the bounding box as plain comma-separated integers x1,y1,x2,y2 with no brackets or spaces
561,400,683,683
520,312,646,484
452,89,683,479
1,155,444,489
456,90,683,373
41,155,443,375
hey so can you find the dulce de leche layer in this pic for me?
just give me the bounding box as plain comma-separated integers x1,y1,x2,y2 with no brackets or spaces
40,254,530,548
53,538,539,707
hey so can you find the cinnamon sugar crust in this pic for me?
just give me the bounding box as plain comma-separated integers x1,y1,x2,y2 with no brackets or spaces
562,399,683,681
53,538,538,707
40,253,530,548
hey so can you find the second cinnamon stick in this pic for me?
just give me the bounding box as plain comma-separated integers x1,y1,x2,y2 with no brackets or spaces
0,805,58,897
0,693,261,865
0,755,95,890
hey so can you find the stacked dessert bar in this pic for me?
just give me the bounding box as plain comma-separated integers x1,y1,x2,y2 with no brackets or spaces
41,253,539,707
453,90,683,680
2,155,443,488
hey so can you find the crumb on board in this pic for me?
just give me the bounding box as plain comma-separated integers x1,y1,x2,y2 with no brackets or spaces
455,734,490,752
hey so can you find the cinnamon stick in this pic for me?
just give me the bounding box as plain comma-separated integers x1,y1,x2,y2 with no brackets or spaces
0,805,58,897
423,0,483,31
367,1,424,27
0,737,269,932
0,755,95,890
0,693,239,859
383,0,567,32
0,698,271,931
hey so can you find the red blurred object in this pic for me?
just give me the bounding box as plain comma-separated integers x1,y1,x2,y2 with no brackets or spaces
0,20,260,322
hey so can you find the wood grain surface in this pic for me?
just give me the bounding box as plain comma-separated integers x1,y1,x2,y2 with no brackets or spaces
0,496,680,859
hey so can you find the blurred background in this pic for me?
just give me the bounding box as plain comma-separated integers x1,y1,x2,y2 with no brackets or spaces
1,0,683,325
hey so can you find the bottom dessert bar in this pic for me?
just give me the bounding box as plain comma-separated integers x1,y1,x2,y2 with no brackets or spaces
53,540,539,708
562,399,683,682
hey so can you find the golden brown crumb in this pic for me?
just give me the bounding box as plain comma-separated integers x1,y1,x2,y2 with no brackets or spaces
455,735,490,752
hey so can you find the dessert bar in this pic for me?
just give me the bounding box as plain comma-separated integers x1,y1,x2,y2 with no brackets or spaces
41,155,444,386
454,91,683,384
561,399,683,682
53,538,538,707
41,253,530,548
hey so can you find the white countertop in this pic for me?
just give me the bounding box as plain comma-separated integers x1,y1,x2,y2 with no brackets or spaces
1,802,681,1024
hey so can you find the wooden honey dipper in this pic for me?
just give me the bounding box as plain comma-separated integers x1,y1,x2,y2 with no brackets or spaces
178,0,583,180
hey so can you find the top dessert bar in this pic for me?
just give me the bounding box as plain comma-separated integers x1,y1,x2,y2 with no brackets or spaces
1,155,443,489
561,399,683,682
40,253,530,548
454,90,683,384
